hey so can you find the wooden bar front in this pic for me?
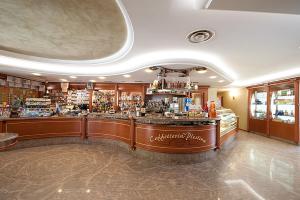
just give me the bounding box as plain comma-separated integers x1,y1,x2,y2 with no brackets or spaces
135,123,217,153
0,117,231,154
87,118,131,144
2,117,84,140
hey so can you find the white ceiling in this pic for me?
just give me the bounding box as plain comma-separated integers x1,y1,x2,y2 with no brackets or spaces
209,0,300,15
1,0,300,87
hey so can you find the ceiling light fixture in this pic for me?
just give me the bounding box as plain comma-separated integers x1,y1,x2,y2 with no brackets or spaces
98,76,106,79
218,80,224,83
209,76,217,79
123,74,131,78
32,73,41,76
145,68,153,73
70,76,77,79
197,69,207,74
60,79,68,82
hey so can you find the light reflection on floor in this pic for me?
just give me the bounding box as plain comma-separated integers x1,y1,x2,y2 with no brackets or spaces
0,131,300,200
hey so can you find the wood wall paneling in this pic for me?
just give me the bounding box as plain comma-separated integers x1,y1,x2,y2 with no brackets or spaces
269,121,295,142
248,118,268,136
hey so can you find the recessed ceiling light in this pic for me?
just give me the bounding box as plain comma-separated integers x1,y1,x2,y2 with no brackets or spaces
209,76,217,79
197,69,207,74
60,79,68,82
89,80,96,82
218,80,225,83
98,76,106,79
70,76,77,79
32,73,41,76
123,74,131,78
145,69,153,73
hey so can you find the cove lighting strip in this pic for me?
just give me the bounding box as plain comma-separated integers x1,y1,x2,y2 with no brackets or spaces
231,67,300,86
0,50,238,82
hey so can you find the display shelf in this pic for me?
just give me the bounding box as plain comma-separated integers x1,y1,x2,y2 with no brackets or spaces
67,90,90,106
92,90,115,112
23,98,52,117
119,92,143,112
250,90,267,120
47,90,67,106
271,88,295,124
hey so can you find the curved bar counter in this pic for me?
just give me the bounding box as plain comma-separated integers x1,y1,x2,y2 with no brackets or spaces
0,114,235,155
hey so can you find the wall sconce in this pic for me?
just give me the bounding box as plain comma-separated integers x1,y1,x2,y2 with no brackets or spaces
230,88,239,100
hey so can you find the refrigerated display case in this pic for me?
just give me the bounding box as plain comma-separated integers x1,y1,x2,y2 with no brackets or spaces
217,108,238,143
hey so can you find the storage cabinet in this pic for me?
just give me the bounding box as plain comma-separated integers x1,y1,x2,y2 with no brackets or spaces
247,79,299,144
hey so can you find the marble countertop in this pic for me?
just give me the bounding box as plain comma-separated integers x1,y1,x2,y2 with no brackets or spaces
0,116,83,121
88,113,219,125
134,117,219,125
0,113,219,125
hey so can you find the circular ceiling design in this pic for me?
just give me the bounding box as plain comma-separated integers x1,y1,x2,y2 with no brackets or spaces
187,30,214,43
0,0,127,60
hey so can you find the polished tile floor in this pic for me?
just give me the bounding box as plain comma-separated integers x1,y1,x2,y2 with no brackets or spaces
0,131,300,200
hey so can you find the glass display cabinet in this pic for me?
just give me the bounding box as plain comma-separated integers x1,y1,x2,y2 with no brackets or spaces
248,87,268,135
248,80,299,143
269,82,297,142
270,87,295,124
250,90,267,120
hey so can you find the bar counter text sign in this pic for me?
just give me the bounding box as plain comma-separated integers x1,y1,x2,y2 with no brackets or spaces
149,132,207,143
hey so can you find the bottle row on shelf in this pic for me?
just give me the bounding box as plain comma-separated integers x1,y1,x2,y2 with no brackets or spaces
67,90,90,105
92,90,115,113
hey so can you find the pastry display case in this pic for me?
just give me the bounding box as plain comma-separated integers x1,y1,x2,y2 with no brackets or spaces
217,108,238,137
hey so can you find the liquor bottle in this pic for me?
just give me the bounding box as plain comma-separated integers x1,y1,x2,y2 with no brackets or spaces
141,103,146,117
136,103,141,117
